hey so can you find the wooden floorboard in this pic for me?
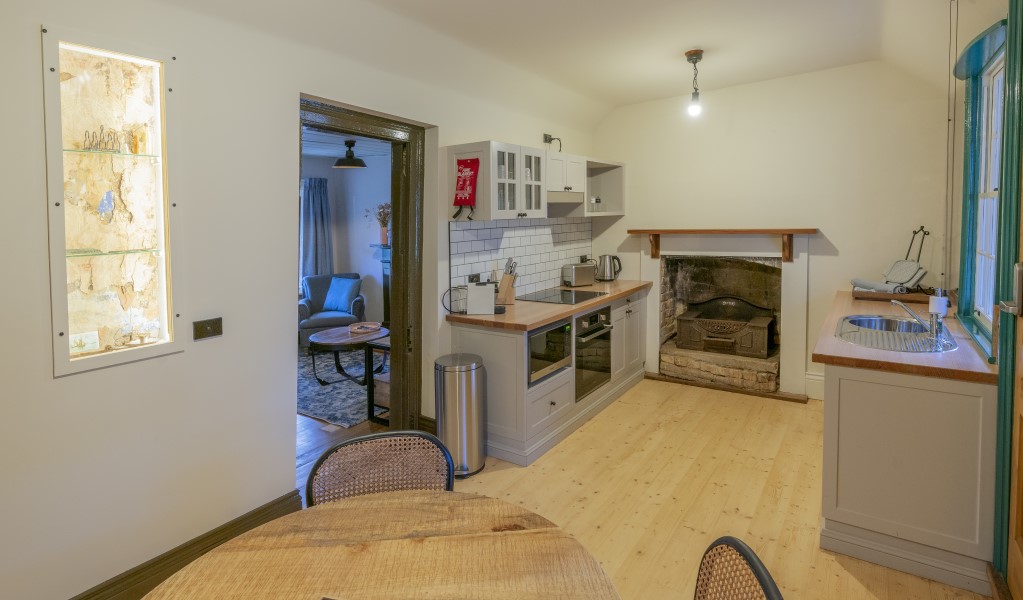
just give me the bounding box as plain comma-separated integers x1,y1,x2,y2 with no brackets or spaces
454,379,989,600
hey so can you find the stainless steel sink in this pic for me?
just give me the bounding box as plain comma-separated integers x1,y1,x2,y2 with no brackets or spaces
836,315,957,352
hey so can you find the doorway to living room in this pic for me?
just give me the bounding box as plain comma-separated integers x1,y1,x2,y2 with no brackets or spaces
295,98,425,503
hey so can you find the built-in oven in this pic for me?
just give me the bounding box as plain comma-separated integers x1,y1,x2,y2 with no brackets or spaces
575,307,613,401
527,319,573,386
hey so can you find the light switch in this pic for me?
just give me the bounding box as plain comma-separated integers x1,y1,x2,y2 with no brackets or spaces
193,317,223,340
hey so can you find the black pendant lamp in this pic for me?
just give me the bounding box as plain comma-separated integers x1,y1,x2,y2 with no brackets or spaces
333,139,367,169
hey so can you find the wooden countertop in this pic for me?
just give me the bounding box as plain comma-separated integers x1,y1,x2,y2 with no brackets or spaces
446,279,652,332
811,291,997,384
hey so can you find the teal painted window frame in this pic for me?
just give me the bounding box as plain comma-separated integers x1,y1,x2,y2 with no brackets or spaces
958,46,1005,363
991,0,1022,576
955,11,1021,576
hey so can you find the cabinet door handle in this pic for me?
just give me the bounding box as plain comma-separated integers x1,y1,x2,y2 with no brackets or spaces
1000,262,1023,316
550,400,556,406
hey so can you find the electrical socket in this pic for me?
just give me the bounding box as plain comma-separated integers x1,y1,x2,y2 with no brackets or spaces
580,255,588,263
543,133,554,144
192,317,223,340
468,273,481,283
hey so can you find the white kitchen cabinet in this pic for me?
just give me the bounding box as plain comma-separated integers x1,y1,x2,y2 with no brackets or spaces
449,289,649,465
585,159,626,217
447,141,546,221
546,152,586,196
610,304,626,382
612,293,645,382
820,365,996,595
450,323,578,465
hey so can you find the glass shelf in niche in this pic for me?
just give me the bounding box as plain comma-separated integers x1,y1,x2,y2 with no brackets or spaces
66,248,162,258
63,148,161,159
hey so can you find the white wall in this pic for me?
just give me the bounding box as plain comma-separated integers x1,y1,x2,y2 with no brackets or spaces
301,155,391,323
590,60,948,395
0,0,597,597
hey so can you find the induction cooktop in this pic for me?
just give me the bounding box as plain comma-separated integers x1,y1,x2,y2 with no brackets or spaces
516,288,607,305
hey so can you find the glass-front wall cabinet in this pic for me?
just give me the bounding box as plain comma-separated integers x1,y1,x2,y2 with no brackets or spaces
496,147,517,213
42,29,178,376
522,147,544,216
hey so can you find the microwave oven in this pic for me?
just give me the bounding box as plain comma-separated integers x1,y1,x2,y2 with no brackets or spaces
527,319,572,386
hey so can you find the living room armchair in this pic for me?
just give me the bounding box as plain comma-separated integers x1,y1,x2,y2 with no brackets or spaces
299,273,366,346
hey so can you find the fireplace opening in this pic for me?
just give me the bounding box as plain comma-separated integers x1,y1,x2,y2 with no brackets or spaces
659,256,782,393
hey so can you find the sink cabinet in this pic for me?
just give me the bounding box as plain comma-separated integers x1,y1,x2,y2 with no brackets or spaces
447,141,546,221
820,365,996,595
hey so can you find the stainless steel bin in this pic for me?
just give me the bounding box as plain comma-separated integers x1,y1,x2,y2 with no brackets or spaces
435,353,486,477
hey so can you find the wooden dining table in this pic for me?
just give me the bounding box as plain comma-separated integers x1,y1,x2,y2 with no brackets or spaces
144,490,620,599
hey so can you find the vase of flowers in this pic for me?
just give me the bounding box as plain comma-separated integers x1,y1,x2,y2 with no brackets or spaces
366,203,392,246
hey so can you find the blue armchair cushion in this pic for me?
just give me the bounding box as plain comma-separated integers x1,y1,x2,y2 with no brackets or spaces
322,277,362,312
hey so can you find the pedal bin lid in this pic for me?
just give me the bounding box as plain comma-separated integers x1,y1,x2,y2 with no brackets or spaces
434,353,484,372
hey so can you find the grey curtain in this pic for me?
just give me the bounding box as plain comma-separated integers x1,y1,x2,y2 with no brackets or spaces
299,178,334,287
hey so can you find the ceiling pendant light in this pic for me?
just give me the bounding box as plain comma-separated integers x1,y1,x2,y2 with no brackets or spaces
333,139,367,169
685,49,704,117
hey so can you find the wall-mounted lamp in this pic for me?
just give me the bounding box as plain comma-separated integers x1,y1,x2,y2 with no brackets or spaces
685,49,704,117
333,139,367,169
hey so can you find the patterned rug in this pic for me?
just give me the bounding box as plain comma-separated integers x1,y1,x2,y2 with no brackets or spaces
297,346,388,428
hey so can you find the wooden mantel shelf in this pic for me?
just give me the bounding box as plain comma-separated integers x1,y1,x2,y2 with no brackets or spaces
626,228,818,261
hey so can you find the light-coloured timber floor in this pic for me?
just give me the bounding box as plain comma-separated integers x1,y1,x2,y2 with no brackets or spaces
455,379,988,599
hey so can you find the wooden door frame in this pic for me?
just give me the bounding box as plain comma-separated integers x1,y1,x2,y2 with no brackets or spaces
299,97,425,431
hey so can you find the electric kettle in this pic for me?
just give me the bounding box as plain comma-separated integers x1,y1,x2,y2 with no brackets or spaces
595,254,622,281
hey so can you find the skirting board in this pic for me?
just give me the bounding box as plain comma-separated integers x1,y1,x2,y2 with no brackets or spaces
70,489,303,600
821,520,991,596
805,372,825,400
418,415,437,435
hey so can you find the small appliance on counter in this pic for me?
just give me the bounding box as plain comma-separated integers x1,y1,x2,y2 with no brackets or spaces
562,261,596,287
595,254,622,281
466,282,496,315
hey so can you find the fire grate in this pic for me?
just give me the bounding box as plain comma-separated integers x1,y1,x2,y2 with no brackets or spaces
675,296,775,359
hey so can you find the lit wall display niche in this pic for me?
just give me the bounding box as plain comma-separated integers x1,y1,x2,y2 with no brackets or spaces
41,27,180,376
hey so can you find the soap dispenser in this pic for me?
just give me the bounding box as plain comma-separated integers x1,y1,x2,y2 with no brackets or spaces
928,288,948,341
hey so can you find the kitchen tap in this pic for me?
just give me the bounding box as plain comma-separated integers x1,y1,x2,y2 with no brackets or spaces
890,299,935,337
891,292,946,342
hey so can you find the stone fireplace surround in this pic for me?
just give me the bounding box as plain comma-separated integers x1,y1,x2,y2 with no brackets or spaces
637,234,810,397
660,256,782,392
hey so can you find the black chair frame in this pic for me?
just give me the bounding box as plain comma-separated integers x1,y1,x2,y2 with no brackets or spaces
696,536,783,600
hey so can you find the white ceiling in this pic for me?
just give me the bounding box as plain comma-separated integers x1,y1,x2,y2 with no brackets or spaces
372,0,891,106
371,0,1004,106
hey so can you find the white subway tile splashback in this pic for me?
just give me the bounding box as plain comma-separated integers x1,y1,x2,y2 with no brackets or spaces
447,217,593,302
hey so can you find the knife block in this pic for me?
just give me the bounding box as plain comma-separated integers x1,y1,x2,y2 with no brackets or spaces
496,274,516,305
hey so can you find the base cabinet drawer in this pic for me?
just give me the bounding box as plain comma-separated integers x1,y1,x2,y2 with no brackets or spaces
526,376,575,438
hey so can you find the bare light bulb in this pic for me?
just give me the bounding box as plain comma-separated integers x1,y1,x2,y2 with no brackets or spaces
687,91,702,117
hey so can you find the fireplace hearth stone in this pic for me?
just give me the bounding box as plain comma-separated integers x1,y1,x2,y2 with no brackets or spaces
659,342,779,393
